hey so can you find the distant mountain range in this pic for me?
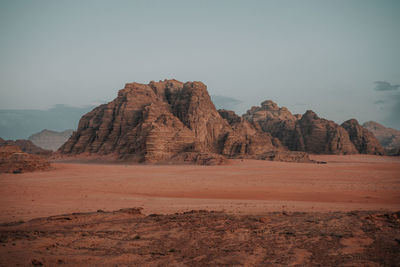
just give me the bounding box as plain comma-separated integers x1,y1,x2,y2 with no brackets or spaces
29,129,74,151
0,104,94,140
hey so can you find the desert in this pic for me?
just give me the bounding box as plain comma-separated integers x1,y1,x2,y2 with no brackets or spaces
1,155,400,266
2,1,400,266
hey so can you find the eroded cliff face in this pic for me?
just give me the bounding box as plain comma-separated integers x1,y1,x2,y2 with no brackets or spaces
243,100,298,151
59,80,301,164
295,111,358,154
242,101,382,155
341,119,384,155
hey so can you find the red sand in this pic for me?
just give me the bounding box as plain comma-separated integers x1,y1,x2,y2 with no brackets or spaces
0,155,399,223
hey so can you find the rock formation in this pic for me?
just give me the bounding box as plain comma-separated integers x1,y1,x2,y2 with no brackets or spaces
244,101,358,154
0,145,51,173
341,119,384,155
59,80,310,164
243,100,298,150
29,129,73,151
0,138,52,156
362,121,400,156
295,111,358,154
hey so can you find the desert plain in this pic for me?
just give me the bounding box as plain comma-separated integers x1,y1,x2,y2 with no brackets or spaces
1,155,400,266
1,155,400,222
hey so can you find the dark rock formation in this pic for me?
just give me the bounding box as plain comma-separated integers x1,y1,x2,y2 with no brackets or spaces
244,101,358,155
29,129,73,151
0,145,51,173
0,138,52,156
243,100,299,150
59,80,309,164
363,121,400,156
295,111,358,154
341,119,384,155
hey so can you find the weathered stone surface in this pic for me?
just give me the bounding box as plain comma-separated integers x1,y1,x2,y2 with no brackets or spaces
0,145,51,173
244,101,358,154
60,80,307,164
341,119,384,155
0,138,52,156
363,121,400,156
243,100,299,151
295,111,358,154
29,129,73,151
219,110,283,158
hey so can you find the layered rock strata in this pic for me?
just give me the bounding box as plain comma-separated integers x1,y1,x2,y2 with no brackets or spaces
244,101,358,154
60,80,305,164
341,119,384,155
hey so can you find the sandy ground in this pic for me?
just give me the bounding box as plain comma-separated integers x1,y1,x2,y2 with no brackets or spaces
1,209,399,266
0,155,399,223
1,155,400,266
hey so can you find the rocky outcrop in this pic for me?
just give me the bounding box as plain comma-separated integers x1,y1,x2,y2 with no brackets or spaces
362,121,400,156
0,145,51,173
29,129,73,151
295,111,358,154
243,100,299,151
341,119,384,155
59,80,308,164
0,138,52,156
244,101,358,154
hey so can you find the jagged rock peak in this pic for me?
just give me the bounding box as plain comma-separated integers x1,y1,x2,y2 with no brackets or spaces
301,110,320,121
243,100,297,122
218,109,242,125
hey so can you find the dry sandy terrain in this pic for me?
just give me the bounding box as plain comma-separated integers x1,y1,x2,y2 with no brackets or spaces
1,209,399,266
0,155,399,223
1,155,400,266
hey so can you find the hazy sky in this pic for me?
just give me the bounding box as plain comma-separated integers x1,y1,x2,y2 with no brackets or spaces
1,0,399,128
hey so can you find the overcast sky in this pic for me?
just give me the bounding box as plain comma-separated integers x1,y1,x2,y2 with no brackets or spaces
1,0,399,128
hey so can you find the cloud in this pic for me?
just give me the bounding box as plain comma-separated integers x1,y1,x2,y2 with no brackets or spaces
374,81,400,91
374,100,385,104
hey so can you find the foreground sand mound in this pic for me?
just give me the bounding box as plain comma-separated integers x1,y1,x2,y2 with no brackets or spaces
0,145,51,173
0,209,399,266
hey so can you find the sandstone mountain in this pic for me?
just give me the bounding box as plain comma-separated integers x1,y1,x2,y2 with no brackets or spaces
341,119,384,155
244,101,358,154
0,138,52,156
29,129,73,151
243,100,298,151
363,121,400,156
0,145,51,173
294,110,358,154
243,100,384,155
59,80,310,164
